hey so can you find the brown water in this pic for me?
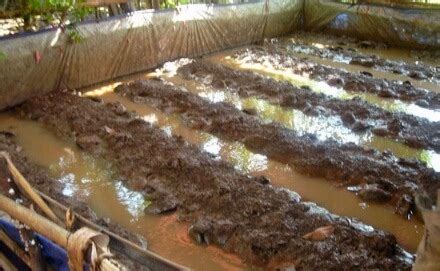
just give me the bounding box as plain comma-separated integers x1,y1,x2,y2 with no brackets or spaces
286,49,440,93
285,33,440,67
0,113,250,270
0,79,424,270
0,37,433,269
87,85,424,251
159,69,440,172
208,54,440,123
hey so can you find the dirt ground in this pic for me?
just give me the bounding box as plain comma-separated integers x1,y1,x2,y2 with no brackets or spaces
178,60,440,152
13,91,415,269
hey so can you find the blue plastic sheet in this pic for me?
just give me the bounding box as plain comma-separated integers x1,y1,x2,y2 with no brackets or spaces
0,218,69,271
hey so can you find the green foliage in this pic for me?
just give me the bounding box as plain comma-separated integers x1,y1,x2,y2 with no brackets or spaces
66,24,84,43
160,0,192,9
10,0,92,30
0,51,6,62
71,5,91,21
160,0,175,9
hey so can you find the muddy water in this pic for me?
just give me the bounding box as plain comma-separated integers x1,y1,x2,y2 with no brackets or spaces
0,80,424,270
0,113,248,271
208,54,440,123
0,48,433,268
285,34,440,67
88,84,423,251
162,72,440,172
283,44,439,92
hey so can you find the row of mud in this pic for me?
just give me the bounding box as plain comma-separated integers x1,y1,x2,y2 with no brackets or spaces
13,91,415,270
113,79,440,218
178,60,440,152
282,39,440,84
234,47,440,109
0,133,149,270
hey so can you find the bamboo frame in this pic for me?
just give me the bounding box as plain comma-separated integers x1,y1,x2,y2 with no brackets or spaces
0,194,122,271
0,152,63,226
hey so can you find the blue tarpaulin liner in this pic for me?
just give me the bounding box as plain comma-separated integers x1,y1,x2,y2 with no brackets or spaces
0,218,69,270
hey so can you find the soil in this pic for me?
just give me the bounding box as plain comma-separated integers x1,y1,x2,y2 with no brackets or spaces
178,60,440,152
0,133,149,270
280,39,440,84
233,47,440,109
15,91,414,270
112,79,440,219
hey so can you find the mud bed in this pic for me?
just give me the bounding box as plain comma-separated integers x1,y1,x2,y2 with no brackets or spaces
1,32,439,270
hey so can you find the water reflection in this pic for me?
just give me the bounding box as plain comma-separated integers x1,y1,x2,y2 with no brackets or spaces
114,181,146,217
86,87,424,252
221,56,440,122
59,173,79,197
141,113,159,124
281,36,440,91
222,141,268,173
0,89,423,256
163,74,440,172
0,114,248,270
200,133,223,157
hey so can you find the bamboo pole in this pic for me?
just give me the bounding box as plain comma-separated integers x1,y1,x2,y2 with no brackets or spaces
0,194,122,271
38,191,189,271
0,229,32,267
0,194,68,247
0,152,63,226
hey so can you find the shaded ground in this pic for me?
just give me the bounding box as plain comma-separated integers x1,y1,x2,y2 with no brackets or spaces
233,47,440,109
15,91,414,270
0,133,149,270
178,60,440,152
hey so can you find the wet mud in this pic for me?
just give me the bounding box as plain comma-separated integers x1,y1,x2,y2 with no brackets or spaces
15,91,414,270
86,88,425,253
281,39,440,84
163,73,439,172
285,31,440,65
178,60,440,152
0,133,149,270
233,47,440,109
113,79,440,219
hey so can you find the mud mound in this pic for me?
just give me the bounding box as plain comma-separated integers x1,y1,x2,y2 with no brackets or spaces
115,79,440,218
281,40,440,84
234,47,440,109
178,60,440,152
17,92,413,270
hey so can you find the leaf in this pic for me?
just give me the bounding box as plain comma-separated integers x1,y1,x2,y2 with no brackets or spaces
104,126,115,134
302,225,335,241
